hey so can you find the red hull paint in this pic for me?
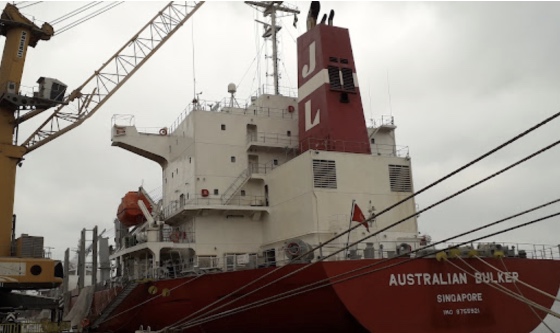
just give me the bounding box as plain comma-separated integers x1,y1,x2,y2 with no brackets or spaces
324,258,560,333
83,258,560,333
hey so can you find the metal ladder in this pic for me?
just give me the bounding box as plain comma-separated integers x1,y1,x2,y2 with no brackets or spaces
221,168,251,205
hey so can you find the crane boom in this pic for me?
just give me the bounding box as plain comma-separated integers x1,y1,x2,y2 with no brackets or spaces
0,1,204,294
22,1,204,153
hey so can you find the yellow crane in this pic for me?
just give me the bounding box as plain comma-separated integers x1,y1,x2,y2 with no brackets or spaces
0,1,204,294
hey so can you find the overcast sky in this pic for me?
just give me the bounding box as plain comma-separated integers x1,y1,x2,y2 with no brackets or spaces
3,1,560,261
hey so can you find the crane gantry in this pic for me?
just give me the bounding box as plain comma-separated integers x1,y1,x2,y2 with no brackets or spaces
0,1,204,296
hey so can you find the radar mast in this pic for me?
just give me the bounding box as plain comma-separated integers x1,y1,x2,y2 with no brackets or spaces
245,1,300,95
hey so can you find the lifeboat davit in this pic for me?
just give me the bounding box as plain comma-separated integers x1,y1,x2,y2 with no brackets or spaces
116,191,152,228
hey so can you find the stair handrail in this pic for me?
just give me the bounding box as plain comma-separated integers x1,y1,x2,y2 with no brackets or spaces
220,168,251,205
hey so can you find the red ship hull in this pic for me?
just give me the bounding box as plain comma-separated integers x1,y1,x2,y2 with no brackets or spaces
81,258,560,333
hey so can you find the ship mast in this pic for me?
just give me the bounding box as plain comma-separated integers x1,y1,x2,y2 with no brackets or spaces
245,1,299,95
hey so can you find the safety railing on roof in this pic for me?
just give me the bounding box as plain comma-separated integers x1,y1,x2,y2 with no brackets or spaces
116,239,560,282
253,84,298,98
440,241,560,260
300,138,370,154
371,144,410,158
247,132,299,147
167,99,297,134
163,195,268,219
249,161,282,174
0,321,71,333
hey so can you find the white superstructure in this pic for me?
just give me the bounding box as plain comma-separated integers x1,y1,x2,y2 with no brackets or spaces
109,90,420,279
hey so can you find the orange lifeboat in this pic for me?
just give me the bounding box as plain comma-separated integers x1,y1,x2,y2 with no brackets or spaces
116,191,152,228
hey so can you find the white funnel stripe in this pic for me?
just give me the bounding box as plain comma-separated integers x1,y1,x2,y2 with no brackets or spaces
298,69,329,102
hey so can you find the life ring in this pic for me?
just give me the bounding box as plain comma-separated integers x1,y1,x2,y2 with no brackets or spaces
397,243,412,255
201,189,209,197
170,231,180,243
287,105,295,113
159,128,168,136
81,318,90,328
286,242,300,256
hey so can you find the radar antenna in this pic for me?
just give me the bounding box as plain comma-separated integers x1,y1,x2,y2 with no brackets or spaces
245,1,300,95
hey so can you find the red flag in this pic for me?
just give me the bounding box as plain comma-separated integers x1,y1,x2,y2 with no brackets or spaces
352,202,369,232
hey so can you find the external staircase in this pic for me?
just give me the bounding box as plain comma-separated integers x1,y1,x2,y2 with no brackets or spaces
221,168,251,205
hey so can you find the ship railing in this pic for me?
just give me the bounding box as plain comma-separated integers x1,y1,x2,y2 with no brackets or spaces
111,114,171,136
163,195,268,218
299,138,371,155
299,137,410,158
132,262,153,280
160,226,195,244
247,132,299,147
135,127,170,135
194,255,220,270
370,115,395,128
229,104,297,119
371,144,410,158
152,253,266,277
440,241,560,260
0,320,72,333
167,99,297,134
253,84,298,98
316,240,560,261
168,104,190,134
224,253,259,271
249,161,282,175
190,253,262,273
152,261,195,279
112,114,136,127
216,100,297,119
302,240,423,262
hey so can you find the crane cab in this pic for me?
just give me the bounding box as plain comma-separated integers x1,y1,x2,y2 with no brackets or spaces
35,77,66,102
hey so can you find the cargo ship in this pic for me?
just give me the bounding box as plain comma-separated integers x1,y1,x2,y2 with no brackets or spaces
65,2,560,332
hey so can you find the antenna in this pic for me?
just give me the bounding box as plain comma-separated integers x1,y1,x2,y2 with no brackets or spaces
192,18,197,101
386,70,393,116
368,84,374,127
245,1,300,95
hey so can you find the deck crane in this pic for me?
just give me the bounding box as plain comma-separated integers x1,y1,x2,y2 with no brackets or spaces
0,1,204,299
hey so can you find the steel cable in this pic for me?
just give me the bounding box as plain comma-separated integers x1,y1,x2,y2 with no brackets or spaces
18,1,41,9
177,210,560,330
50,2,101,25
162,111,560,330
56,2,124,35
170,137,560,330
448,258,560,318
495,257,557,333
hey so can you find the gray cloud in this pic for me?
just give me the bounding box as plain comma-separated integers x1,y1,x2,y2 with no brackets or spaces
2,2,559,260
